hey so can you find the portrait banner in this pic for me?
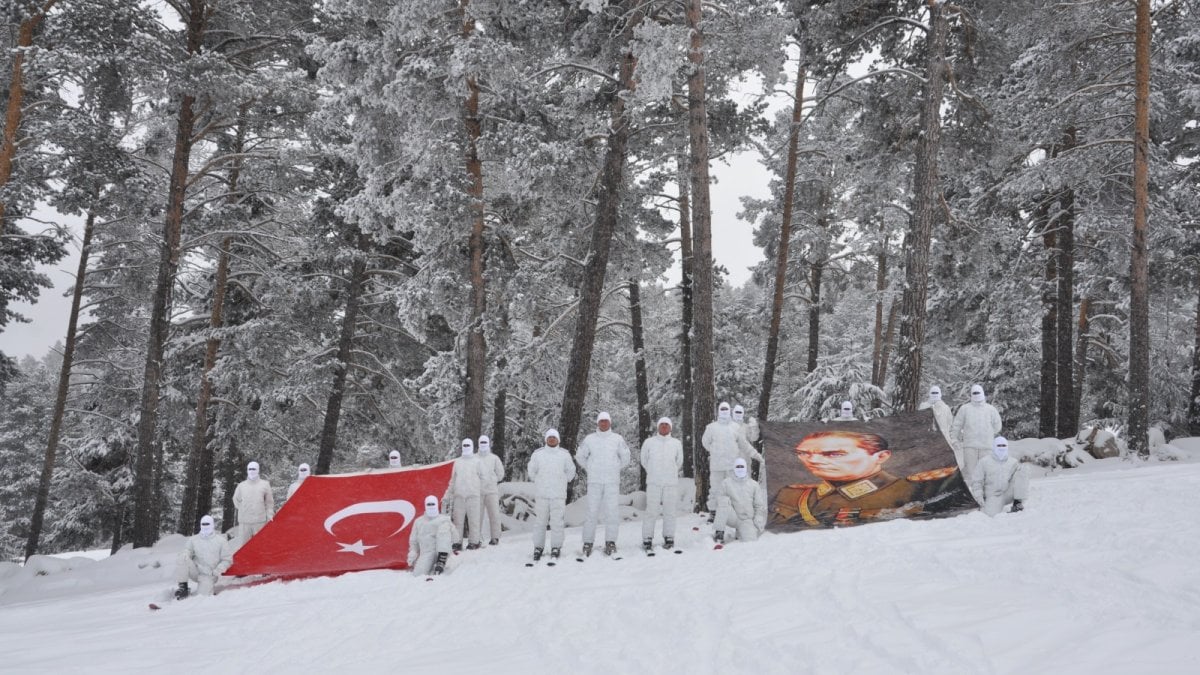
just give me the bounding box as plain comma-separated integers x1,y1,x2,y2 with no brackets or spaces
762,410,977,532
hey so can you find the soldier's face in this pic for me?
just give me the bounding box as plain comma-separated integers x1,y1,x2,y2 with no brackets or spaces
546,436,559,447
794,436,890,481
598,419,611,432
658,422,672,436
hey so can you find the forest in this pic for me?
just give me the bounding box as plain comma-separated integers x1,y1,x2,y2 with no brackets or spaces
0,0,1196,560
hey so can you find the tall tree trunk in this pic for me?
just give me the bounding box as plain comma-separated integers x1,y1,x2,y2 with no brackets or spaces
677,157,695,479
878,298,900,385
0,0,58,234
131,1,207,547
1189,275,1200,435
629,279,651,490
556,2,643,458
1037,196,1058,438
1055,173,1077,437
315,234,369,474
24,210,95,560
871,235,888,387
1128,0,1151,457
807,262,823,373
686,0,716,508
892,1,948,411
759,51,806,420
1075,297,1091,429
492,381,507,463
460,0,487,441
221,438,241,532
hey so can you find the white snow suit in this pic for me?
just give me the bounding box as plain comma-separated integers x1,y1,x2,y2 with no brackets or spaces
577,429,630,545
970,455,1029,516
714,475,767,542
919,399,955,448
407,513,454,575
479,450,505,542
701,420,762,511
640,433,684,541
174,532,233,595
232,478,274,545
286,479,303,500
950,401,1003,479
528,444,576,550
445,454,484,546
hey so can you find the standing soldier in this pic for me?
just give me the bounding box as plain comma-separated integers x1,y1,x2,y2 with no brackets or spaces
732,404,760,444
477,434,505,545
387,450,403,468
527,429,576,562
919,385,955,453
444,438,484,551
232,461,274,546
640,417,683,552
950,384,1003,479
577,411,630,557
702,401,761,520
286,463,310,499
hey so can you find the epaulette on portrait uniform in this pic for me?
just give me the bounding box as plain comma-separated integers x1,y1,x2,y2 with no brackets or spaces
907,466,958,481
786,483,820,489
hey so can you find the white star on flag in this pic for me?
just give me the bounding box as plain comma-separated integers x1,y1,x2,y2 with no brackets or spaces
336,540,377,555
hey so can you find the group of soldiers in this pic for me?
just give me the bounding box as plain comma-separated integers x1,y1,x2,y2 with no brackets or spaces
174,384,1028,596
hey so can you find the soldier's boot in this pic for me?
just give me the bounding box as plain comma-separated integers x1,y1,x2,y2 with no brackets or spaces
714,531,725,544
489,538,500,546
432,552,448,575
643,538,654,553
604,541,617,556
582,542,593,557
663,537,674,550
532,547,543,562
1011,499,1024,513
174,583,190,601
452,542,462,553
550,548,561,560
466,542,481,550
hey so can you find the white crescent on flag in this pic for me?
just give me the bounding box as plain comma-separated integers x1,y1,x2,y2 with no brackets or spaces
323,500,417,539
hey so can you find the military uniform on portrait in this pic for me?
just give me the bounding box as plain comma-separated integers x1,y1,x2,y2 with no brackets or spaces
770,466,968,528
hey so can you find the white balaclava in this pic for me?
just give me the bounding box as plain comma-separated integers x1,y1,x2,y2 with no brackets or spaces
199,515,215,538
247,461,260,481
733,458,748,479
732,405,745,423
478,435,491,453
388,451,401,468
993,436,1009,462
718,402,731,422
840,401,854,419
424,495,440,518
971,384,986,403
929,386,942,403
657,417,672,435
460,439,475,457
297,463,310,480
545,428,560,445
596,411,612,430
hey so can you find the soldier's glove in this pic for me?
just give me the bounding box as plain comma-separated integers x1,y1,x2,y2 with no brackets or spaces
432,552,448,575
1011,499,1024,513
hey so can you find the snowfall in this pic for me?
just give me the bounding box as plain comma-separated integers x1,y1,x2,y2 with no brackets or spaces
3,449,1199,674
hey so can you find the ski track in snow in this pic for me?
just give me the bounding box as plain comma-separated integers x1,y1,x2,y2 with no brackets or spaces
2,459,1198,674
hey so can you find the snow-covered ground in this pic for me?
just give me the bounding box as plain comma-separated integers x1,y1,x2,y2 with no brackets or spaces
3,458,1198,674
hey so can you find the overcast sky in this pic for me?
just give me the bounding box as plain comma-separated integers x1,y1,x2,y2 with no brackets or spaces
0,154,771,362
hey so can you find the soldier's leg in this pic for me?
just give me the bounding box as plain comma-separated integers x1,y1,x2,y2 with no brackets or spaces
662,484,679,540
175,557,199,585
735,518,759,542
483,491,502,542
582,483,602,544
642,484,662,540
602,482,620,544
411,551,434,575
962,446,983,483
548,498,567,549
196,574,216,596
706,467,723,512
466,494,483,545
532,497,550,550
451,496,467,544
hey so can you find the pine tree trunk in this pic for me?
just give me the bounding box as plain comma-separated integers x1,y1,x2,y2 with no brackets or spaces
677,157,695,479
878,299,899,385
807,263,823,373
871,238,888,387
686,0,716,508
759,53,806,421
1037,196,1058,438
1055,180,1077,438
24,210,94,560
315,234,369,474
1075,297,1091,429
1128,0,1151,457
1189,277,1200,435
221,438,241,531
461,0,487,441
130,0,207,548
556,2,643,459
892,1,948,411
629,280,651,490
0,0,58,234
492,382,507,462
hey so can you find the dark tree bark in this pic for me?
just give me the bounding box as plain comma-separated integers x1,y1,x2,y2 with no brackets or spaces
24,210,95,560
1055,178,1077,438
677,157,695,479
1075,297,1091,429
131,0,207,547
1037,196,1058,438
1128,0,1151,457
629,280,651,490
460,0,487,441
878,299,900,386
892,1,948,411
492,382,507,463
1189,275,1200,435
807,262,823,373
759,52,806,421
556,1,643,457
871,234,888,387
314,234,370,474
686,0,716,508
221,438,241,531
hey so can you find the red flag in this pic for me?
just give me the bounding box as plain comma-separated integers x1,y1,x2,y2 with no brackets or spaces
226,461,454,578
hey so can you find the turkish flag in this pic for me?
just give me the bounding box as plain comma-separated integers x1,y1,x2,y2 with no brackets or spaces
225,461,454,578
